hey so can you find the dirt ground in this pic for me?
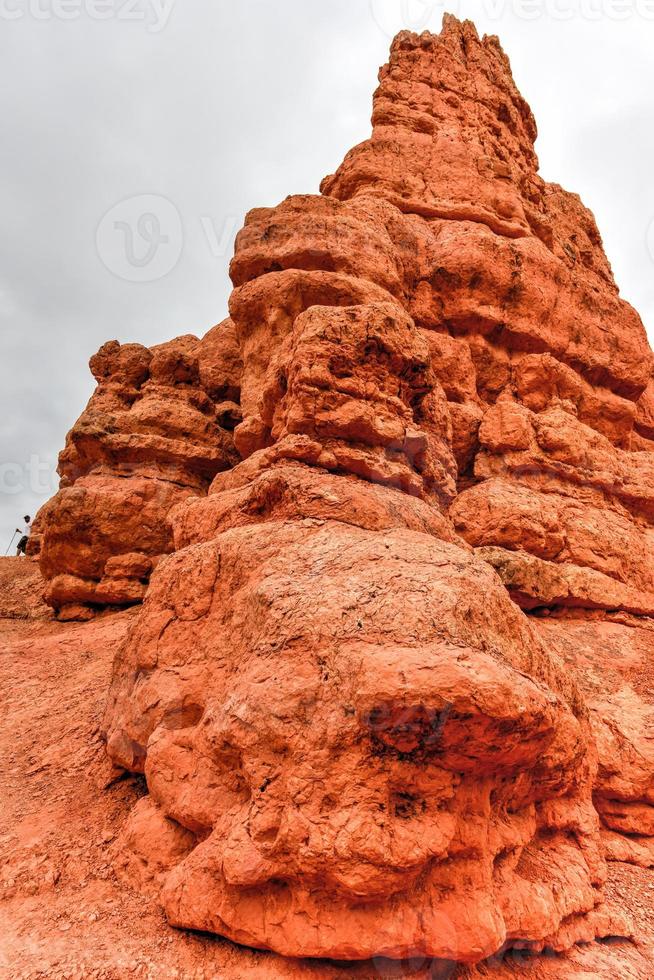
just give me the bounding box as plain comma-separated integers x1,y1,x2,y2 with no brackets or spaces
1,557,653,980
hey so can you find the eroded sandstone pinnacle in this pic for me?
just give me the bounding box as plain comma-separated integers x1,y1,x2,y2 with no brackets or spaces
35,14,654,965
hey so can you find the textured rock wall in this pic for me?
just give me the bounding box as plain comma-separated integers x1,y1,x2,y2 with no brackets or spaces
34,13,654,966
106,497,613,961
100,16,652,965
37,322,241,619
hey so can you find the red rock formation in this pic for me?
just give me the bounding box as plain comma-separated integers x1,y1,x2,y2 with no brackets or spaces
31,12,654,968
36,321,241,619
107,507,615,961
3,563,651,979
536,617,654,871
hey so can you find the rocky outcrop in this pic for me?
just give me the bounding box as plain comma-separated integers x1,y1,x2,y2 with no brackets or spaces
96,16,654,967
36,321,241,620
106,467,614,962
23,11,651,969
536,617,654,872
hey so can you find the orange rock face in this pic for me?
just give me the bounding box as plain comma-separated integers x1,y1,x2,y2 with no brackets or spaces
107,496,614,961
33,13,654,968
37,323,241,619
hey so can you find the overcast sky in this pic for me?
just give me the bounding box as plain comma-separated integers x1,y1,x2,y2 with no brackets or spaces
1,0,653,549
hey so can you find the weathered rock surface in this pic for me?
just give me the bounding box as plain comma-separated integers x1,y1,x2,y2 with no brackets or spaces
36,322,241,619
106,486,613,961
1,573,651,979
535,617,654,871
29,11,654,972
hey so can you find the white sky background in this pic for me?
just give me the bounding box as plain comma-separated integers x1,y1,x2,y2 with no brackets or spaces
1,0,653,549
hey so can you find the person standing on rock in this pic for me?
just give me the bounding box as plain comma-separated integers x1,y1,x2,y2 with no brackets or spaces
15,516,32,556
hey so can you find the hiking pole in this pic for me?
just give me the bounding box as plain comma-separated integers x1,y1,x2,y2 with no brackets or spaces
4,531,18,556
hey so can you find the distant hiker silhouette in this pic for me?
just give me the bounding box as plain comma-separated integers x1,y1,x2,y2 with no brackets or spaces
16,515,32,556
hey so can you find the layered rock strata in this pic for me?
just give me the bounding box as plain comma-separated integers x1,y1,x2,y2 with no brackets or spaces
100,17,654,964
37,323,241,619
31,13,654,966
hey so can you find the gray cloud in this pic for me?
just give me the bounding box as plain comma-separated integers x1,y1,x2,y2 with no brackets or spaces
1,0,652,549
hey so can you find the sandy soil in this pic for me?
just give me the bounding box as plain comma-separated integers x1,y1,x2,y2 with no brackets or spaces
0,556,52,621
1,557,652,980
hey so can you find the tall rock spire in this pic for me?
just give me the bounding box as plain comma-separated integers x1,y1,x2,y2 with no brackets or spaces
98,15,652,966
31,15,654,968
323,17,539,240
323,18,649,401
